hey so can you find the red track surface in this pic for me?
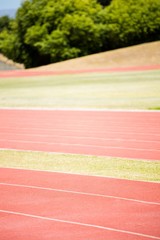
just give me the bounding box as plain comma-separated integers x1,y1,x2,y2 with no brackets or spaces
0,109,160,160
0,64,160,78
0,167,160,240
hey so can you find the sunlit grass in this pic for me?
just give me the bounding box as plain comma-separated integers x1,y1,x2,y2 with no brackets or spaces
0,70,160,109
0,150,160,182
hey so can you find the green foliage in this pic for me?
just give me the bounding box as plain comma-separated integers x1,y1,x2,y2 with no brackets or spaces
0,16,11,31
102,0,160,49
11,0,104,67
25,24,48,47
60,14,104,54
0,0,159,68
0,30,14,57
0,17,22,62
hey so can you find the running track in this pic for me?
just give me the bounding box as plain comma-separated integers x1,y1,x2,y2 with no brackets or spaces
0,64,160,78
0,109,160,160
0,167,160,240
1,65,160,240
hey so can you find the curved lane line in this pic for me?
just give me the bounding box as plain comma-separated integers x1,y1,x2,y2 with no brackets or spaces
1,132,160,143
0,139,160,152
1,127,160,137
0,182,159,205
0,209,160,240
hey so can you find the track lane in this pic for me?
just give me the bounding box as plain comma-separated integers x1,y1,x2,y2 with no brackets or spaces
1,211,158,240
0,168,160,208
1,132,159,150
0,109,160,160
1,127,160,142
0,168,160,239
1,182,159,205
0,139,160,160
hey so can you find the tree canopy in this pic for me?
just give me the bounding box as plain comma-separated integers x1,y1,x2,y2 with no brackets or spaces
0,16,11,32
0,0,159,68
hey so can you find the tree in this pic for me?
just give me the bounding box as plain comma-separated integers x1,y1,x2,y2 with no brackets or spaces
0,16,11,31
13,0,104,67
101,0,160,50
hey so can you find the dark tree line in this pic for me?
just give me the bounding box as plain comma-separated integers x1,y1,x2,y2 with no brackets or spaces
97,0,112,6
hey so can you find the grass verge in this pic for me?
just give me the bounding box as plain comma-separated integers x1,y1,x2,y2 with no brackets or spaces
0,150,160,182
0,70,160,109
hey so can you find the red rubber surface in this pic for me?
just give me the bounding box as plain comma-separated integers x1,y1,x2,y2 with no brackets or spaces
0,168,160,240
0,109,160,160
0,65,160,78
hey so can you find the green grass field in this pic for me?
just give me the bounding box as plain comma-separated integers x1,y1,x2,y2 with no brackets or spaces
0,150,160,182
0,69,160,181
0,70,160,109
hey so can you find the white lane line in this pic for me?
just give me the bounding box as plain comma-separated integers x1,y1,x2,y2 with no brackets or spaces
0,107,160,112
1,132,159,143
0,182,159,206
0,139,160,152
1,127,160,137
0,209,160,240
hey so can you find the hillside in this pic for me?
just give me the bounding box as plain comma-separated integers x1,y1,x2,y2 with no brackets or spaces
0,41,159,72
35,41,160,71
0,54,24,71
